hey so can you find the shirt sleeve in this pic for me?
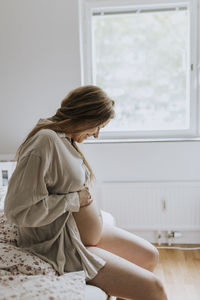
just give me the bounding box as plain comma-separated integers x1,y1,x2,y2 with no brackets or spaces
4,152,80,227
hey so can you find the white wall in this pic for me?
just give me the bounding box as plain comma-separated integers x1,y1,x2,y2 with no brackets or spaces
80,141,200,182
80,141,200,243
0,0,199,243
1,0,200,183
0,0,81,155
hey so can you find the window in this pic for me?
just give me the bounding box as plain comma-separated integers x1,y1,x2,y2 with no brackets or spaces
79,0,199,140
2,170,8,186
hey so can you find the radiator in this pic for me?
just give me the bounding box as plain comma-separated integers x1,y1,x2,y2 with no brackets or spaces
96,181,200,232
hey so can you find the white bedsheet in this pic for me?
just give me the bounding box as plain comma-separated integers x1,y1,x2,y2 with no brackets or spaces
0,211,85,300
0,210,115,300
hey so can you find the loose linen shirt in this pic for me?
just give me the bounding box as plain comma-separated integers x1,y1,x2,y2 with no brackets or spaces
4,119,106,280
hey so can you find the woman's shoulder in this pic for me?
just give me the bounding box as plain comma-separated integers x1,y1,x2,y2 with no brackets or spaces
35,129,72,148
35,128,59,140
19,128,73,162
30,129,58,147
19,129,59,159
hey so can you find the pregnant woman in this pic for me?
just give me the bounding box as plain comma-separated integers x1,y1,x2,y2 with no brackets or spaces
4,85,167,300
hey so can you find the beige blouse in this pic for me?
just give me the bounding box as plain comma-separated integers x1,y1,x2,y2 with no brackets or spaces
4,119,106,281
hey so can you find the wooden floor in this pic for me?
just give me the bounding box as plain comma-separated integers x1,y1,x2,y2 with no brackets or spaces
153,244,200,300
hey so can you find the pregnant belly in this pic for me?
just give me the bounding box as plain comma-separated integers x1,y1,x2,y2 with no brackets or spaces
73,201,103,246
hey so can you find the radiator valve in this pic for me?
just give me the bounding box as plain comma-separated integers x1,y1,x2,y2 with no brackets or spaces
167,231,182,238
157,231,162,245
167,231,182,245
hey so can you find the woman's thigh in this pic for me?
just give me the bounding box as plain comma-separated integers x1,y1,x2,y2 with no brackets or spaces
87,246,167,300
97,224,159,271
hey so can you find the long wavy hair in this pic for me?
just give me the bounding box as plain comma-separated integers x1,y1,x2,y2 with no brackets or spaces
15,85,115,182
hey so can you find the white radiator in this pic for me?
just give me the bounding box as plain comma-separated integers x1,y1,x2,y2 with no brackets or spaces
96,181,200,243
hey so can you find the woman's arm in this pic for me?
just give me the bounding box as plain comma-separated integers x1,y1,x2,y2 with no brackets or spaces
4,153,80,227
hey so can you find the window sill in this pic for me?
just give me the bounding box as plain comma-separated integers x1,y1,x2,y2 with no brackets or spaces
83,137,200,144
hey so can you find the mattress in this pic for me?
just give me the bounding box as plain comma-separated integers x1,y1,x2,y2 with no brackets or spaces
85,284,109,300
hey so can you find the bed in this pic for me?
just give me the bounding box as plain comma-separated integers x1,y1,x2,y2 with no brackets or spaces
0,208,115,300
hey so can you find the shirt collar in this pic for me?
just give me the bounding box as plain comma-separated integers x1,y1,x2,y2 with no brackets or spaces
57,132,67,138
37,118,68,139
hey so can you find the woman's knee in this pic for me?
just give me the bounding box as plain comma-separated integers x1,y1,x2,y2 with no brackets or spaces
142,244,159,271
149,276,168,300
149,245,159,270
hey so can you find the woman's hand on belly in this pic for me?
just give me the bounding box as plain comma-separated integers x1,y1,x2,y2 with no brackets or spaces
73,200,103,246
78,186,93,207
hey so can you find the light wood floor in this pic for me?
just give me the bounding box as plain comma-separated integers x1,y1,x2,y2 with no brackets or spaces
153,244,200,300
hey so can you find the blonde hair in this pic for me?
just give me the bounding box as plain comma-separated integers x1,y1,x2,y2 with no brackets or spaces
15,85,115,182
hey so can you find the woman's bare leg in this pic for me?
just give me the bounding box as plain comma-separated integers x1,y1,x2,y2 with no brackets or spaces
87,246,168,300
97,224,159,272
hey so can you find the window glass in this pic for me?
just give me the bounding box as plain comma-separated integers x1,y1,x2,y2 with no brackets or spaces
92,8,189,132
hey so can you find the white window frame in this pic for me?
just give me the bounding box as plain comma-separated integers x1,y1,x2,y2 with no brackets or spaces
79,0,200,140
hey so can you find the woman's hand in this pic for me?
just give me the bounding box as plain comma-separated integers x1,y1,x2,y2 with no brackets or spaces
78,186,93,207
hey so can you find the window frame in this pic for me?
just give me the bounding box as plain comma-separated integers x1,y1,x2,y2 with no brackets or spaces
79,0,199,140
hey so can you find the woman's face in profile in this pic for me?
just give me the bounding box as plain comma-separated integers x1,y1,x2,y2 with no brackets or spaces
71,120,110,143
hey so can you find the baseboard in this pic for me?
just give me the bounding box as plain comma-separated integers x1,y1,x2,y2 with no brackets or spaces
125,228,200,244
